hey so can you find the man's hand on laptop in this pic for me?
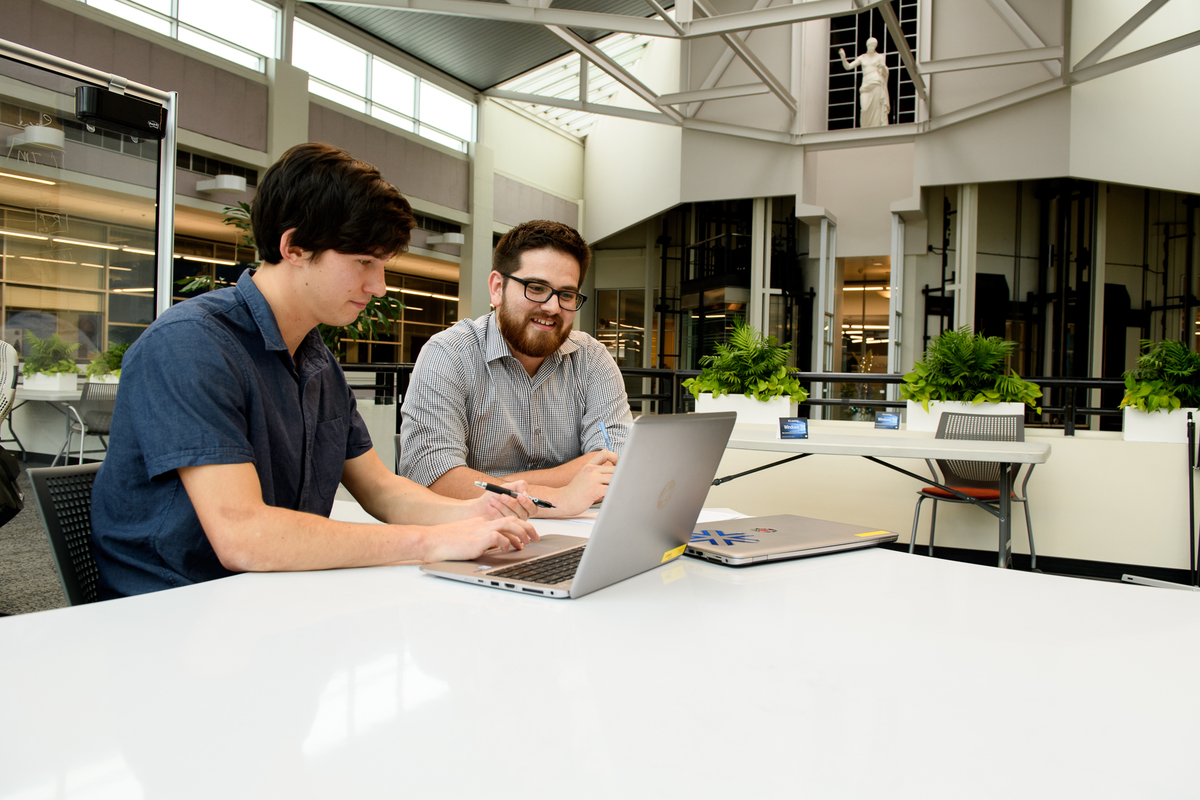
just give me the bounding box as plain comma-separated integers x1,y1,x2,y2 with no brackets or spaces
422,516,539,562
536,450,616,518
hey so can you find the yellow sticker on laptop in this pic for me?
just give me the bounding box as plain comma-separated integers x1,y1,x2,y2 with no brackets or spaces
855,531,889,537
662,544,686,563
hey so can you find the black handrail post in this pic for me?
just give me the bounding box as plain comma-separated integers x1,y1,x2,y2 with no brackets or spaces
1064,385,1076,436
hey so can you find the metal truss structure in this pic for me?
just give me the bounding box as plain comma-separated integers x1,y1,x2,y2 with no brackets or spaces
307,0,1200,144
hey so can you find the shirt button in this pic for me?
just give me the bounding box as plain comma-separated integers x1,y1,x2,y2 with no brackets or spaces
534,429,541,436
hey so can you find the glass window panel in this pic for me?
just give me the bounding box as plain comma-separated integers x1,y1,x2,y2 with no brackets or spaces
293,21,367,97
418,82,473,141
117,0,171,15
309,80,368,114
87,0,171,35
417,124,465,152
177,28,263,71
177,0,277,57
370,106,415,133
372,60,416,118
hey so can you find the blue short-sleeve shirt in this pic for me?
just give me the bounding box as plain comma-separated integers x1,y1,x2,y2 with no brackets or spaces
90,269,373,598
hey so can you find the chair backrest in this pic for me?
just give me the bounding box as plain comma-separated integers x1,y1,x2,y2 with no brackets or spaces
78,381,118,434
933,412,1024,488
0,340,18,424
27,463,102,605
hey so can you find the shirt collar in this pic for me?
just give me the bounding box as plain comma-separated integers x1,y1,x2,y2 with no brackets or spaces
483,311,580,365
236,269,289,353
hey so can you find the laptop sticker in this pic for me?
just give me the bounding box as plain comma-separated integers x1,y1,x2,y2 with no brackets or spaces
661,544,686,563
691,530,762,546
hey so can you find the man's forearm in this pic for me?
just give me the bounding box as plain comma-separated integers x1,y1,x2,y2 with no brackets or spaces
430,455,593,500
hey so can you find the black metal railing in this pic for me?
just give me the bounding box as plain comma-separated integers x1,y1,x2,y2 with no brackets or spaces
619,368,1127,436
337,362,1128,437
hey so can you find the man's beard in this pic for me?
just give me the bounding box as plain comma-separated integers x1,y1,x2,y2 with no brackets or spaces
497,299,571,359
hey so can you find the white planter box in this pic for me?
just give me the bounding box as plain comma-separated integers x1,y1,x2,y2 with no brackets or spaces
1122,407,1199,443
905,400,1026,433
87,374,119,384
22,372,79,392
695,393,795,425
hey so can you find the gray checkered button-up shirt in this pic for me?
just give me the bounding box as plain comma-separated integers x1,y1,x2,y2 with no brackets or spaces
398,312,632,486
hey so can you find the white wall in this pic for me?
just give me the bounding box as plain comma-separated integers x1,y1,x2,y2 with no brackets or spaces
805,143,914,257
679,130,802,204
482,101,585,202
1069,47,1200,195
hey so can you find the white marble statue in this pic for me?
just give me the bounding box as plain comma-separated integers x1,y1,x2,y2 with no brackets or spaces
838,37,890,128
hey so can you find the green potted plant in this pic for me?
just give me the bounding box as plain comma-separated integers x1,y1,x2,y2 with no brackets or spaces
85,342,129,384
682,320,808,425
1119,338,1200,442
900,326,1041,431
21,330,81,392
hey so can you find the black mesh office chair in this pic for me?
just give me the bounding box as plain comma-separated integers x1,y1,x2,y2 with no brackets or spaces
27,463,102,605
64,381,117,465
908,412,1037,569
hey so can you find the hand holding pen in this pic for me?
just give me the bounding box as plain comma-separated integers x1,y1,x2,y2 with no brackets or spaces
474,481,557,509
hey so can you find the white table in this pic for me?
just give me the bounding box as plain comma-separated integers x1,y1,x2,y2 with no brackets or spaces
725,429,1052,568
1,518,1197,799
6,386,82,464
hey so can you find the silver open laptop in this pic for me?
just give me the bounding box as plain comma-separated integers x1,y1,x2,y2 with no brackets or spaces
686,514,897,566
421,412,737,599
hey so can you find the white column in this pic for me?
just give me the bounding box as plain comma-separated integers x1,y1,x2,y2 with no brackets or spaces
887,212,905,401
750,197,767,332
460,143,495,321
953,183,978,330
1090,183,1107,410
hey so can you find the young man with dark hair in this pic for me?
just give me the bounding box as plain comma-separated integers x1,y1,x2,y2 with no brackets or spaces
397,219,632,517
90,143,536,599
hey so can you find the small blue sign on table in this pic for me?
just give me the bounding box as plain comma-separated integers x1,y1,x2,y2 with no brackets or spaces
778,417,808,439
875,412,900,430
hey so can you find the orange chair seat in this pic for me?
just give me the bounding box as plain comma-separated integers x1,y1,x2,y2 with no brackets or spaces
920,485,1012,501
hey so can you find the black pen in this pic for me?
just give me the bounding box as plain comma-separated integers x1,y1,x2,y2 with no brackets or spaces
473,480,556,509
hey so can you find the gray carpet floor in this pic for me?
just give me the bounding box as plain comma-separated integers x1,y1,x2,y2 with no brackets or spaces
0,463,68,615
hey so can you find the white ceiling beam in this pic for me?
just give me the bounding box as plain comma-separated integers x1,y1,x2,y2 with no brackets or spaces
641,0,685,36
660,83,770,104
1073,0,1169,71
683,0,869,39
984,0,1060,77
683,0,772,118
693,0,796,114
545,25,685,123
877,0,927,107
920,45,1063,75
1070,27,1200,84
305,0,676,37
485,88,676,126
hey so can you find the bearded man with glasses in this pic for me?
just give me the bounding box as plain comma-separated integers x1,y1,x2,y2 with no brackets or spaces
398,220,632,517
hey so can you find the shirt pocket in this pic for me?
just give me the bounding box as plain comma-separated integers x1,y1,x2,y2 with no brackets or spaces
312,416,351,503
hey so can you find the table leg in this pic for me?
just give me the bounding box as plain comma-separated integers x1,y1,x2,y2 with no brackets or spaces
997,462,1013,569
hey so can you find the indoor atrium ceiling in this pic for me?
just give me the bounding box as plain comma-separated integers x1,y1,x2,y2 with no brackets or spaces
314,0,662,91
302,0,1200,146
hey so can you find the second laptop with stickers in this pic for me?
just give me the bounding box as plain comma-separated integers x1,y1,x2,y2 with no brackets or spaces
686,514,897,566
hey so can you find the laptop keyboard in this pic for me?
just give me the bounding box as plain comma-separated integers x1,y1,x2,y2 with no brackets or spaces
489,546,585,585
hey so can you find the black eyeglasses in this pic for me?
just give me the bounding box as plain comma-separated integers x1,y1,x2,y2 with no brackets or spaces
504,274,588,311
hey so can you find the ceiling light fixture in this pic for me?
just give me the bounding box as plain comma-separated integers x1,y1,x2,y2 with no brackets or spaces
0,170,56,186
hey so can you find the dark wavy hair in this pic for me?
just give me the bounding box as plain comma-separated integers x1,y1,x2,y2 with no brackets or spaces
493,220,591,284
251,142,415,264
